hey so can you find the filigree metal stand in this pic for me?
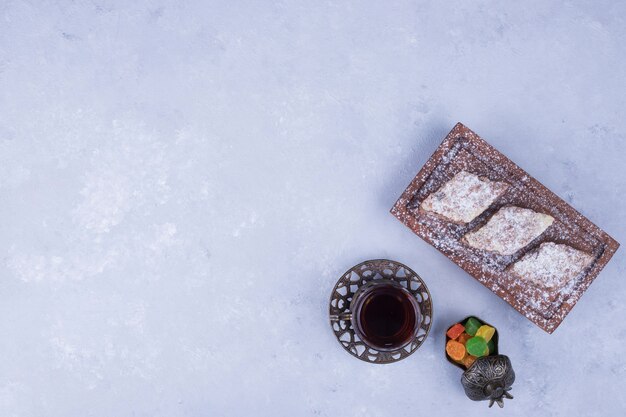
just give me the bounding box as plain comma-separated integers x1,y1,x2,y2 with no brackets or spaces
329,259,433,364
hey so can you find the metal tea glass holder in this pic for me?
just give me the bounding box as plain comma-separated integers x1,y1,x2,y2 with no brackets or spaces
329,259,432,364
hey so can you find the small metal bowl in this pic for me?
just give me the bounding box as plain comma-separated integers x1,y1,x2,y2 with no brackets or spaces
445,316,514,408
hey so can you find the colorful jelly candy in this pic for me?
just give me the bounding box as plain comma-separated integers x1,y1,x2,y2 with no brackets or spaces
464,317,481,336
456,333,469,344
446,323,465,340
446,340,466,361
447,318,499,368
461,354,477,368
475,325,495,342
466,336,488,357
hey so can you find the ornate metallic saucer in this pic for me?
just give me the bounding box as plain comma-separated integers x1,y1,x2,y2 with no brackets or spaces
329,259,433,364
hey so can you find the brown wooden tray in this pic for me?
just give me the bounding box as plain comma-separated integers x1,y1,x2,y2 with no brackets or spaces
391,123,619,333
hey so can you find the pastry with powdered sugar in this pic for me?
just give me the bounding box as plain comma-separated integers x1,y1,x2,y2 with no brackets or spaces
420,171,509,224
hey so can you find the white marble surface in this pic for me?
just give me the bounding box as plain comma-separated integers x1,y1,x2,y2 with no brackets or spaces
1,1,625,416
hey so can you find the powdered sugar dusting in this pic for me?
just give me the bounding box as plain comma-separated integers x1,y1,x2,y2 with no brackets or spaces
463,206,554,255
420,171,509,223
511,242,594,290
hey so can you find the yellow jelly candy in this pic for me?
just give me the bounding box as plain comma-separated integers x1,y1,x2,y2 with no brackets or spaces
475,325,495,342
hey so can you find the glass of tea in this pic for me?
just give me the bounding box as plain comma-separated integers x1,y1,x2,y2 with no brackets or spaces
335,280,422,351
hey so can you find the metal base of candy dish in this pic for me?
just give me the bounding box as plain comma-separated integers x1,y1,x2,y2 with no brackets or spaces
328,259,433,364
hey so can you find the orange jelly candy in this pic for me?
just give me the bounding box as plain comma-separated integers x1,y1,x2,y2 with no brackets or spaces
462,354,477,368
446,340,466,361
446,323,465,340
456,332,471,345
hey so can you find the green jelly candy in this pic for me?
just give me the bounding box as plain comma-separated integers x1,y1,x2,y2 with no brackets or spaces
464,317,482,336
466,336,488,357
487,339,495,354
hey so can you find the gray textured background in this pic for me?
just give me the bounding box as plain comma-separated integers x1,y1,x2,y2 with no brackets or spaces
1,1,625,416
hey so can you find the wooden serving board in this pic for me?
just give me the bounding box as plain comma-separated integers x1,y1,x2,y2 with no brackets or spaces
391,123,619,333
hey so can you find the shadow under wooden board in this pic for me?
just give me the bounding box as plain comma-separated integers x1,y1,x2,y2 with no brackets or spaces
391,123,619,333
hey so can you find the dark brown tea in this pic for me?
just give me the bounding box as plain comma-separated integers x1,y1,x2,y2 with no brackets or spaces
355,285,418,350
